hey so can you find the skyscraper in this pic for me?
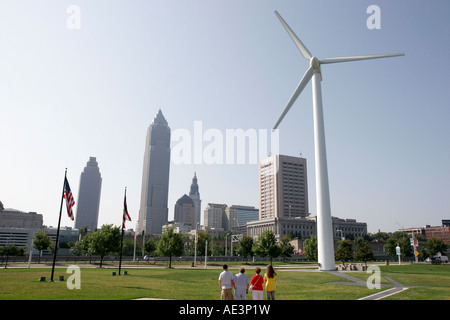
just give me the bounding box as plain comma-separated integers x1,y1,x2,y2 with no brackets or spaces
203,203,227,229
137,110,171,235
188,172,201,227
75,157,102,231
247,154,311,238
259,154,309,220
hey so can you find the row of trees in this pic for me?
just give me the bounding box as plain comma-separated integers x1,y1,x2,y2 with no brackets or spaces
0,245,25,268
150,228,446,267
30,225,122,267
2,225,448,269
32,224,184,268
383,233,447,261
307,232,448,267
302,235,377,267
125,229,295,267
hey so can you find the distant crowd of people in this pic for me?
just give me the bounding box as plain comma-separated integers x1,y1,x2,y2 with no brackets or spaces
218,264,277,300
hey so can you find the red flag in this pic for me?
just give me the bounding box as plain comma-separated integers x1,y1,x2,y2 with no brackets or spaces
123,192,131,229
63,177,75,221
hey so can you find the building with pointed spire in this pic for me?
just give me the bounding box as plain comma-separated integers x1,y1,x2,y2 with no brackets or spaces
188,172,201,227
137,110,171,235
75,157,102,231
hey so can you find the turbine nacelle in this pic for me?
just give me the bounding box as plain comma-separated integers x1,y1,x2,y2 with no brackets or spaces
310,57,321,74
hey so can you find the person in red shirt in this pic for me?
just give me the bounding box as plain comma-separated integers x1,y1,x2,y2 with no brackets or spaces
250,267,264,300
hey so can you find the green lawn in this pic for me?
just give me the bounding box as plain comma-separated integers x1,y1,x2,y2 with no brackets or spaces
378,265,450,300
0,264,448,300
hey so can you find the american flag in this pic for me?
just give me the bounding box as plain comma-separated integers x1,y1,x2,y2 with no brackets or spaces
63,177,75,221
123,192,131,229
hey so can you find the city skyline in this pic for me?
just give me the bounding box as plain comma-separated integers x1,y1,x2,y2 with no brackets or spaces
0,1,449,234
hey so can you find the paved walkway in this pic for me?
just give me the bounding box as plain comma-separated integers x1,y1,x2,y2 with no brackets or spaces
277,268,409,300
326,270,408,300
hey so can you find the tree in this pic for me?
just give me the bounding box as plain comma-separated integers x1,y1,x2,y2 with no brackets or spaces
156,226,184,268
122,239,135,256
426,236,447,257
144,238,157,256
335,240,353,267
419,248,429,261
185,230,210,256
398,237,413,258
0,245,23,268
88,224,121,268
69,240,83,256
48,240,58,255
304,234,318,261
33,229,51,263
384,238,398,259
252,230,281,264
80,232,94,263
385,236,412,259
196,231,211,256
390,231,408,240
211,242,224,256
279,236,295,261
237,235,254,263
353,238,366,250
353,238,374,267
369,231,390,242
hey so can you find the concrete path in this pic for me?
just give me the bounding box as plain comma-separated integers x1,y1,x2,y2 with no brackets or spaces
325,270,408,300
277,267,409,300
358,287,409,300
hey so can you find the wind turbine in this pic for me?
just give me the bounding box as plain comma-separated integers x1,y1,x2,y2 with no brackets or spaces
273,10,404,271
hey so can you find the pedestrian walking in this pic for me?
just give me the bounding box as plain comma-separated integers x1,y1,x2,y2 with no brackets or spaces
233,267,250,300
218,264,234,300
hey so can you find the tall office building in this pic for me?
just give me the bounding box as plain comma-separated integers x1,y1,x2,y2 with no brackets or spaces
174,194,195,228
188,172,201,227
137,110,171,235
203,203,227,229
75,157,102,231
225,205,259,230
259,154,309,220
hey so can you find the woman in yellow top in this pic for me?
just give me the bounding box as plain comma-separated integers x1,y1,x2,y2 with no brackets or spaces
263,265,277,300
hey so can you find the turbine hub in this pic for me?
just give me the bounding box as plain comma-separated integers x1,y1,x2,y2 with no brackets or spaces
310,57,321,73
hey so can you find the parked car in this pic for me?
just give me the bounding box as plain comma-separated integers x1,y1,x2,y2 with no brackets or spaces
143,255,155,261
425,256,448,264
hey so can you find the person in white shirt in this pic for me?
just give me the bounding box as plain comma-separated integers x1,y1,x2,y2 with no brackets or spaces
218,264,234,300
233,267,250,300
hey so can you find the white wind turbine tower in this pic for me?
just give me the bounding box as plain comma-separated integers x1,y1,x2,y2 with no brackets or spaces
273,11,404,271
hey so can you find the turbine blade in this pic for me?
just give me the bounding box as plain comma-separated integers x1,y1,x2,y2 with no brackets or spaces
320,53,405,64
274,10,312,60
273,66,314,129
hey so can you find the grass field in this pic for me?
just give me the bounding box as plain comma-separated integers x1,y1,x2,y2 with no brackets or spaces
0,264,448,300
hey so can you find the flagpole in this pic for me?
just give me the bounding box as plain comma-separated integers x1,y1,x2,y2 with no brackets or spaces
119,187,126,276
50,168,66,282
133,231,136,262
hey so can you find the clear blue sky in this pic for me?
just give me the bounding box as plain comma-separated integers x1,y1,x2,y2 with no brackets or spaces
1,0,449,234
